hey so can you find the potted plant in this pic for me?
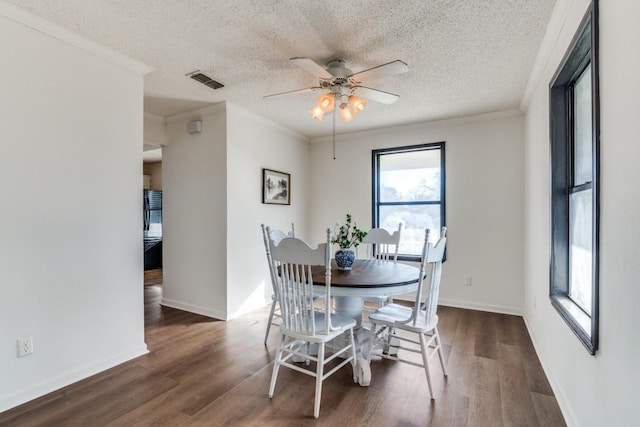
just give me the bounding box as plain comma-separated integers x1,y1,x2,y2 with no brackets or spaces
331,214,367,270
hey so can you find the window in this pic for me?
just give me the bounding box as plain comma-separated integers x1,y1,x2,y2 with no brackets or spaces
549,1,599,354
372,143,445,261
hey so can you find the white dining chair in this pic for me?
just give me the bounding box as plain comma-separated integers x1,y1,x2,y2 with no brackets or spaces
366,227,448,400
360,223,402,262
359,224,402,313
261,223,295,345
266,228,358,419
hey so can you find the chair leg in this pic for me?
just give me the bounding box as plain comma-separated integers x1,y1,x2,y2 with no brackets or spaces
367,322,377,362
348,328,357,383
269,334,285,398
264,300,277,345
383,327,394,355
419,332,435,400
314,342,325,419
434,327,447,377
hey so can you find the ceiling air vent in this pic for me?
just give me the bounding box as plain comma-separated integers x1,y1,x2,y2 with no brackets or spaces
188,71,224,90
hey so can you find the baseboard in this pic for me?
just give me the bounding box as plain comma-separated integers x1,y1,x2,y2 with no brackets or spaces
160,298,227,320
0,345,148,413
437,298,523,316
522,314,577,427
226,299,271,320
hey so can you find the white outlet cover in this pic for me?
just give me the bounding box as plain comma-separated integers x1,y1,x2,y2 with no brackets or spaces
17,337,34,357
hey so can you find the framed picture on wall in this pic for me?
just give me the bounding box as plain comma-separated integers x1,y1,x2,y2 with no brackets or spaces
262,168,290,205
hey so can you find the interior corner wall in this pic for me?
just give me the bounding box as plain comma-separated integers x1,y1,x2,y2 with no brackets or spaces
143,113,168,147
162,107,228,319
0,14,147,411
225,103,310,319
143,162,163,190
522,0,640,425
308,112,525,314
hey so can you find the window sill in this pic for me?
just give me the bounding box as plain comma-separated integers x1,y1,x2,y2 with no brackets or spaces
550,294,596,354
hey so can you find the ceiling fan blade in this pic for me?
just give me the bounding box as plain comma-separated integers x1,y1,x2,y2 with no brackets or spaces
349,60,409,83
352,86,400,104
290,57,333,79
263,86,322,100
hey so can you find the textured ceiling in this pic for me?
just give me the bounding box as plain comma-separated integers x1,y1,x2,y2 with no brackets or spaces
7,0,556,138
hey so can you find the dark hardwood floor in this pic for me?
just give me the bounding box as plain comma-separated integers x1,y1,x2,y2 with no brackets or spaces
0,285,565,426
143,269,163,286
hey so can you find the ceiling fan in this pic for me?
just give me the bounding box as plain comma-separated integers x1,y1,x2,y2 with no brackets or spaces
264,57,409,121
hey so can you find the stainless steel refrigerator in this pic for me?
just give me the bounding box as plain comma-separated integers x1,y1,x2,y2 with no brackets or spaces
143,190,162,270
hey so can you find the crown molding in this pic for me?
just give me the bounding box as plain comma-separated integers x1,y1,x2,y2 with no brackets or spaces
310,108,523,143
226,102,309,141
0,1,152,75
520,0,579,112
164,102,226,124
144,112,166,124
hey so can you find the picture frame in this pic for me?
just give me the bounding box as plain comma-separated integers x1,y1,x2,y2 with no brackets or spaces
262,168,290,205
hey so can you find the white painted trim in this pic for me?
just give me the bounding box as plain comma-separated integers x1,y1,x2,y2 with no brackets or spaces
164,102,226,123
522,314,577,427
0,345,148,413
438,298,523,316
226,299,273,321
226,102,310,141
144,112,166,124
143,142,162,151
0,1,152,75
519,0,578,112
310,108,523,143
160,298,227,321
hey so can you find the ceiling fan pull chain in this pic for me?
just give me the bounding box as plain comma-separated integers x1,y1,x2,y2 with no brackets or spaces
332,109,336,160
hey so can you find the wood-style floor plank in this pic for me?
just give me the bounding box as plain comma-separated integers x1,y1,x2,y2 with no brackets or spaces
468,357,502,427
498,342,540,427
0,285,566,426
531,392,566,427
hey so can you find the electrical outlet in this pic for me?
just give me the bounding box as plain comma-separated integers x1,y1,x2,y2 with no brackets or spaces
17,336,34,357
464,276,472,286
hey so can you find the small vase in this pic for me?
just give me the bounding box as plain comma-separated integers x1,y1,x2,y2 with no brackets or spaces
335,248,355,270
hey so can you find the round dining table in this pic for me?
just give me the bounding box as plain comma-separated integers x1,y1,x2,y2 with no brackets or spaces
309,258,421,385
310,258,421,325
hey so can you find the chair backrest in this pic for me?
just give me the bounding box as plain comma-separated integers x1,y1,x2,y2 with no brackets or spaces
267,223,296,246
360,223,402,262
261,224,281,300
267,227,333,336
411,227,447,327
261,223,297,303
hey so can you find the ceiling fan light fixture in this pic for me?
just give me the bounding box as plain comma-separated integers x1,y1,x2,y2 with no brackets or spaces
349,95,367,114
317,93,335,113
339,104,354,122
309,106,324,121
265,57,408,128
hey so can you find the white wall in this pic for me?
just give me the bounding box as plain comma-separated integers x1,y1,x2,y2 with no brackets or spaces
144,112,168,148
162,105,228,319
309,111,525,314
522,0,640,425
161,103,310,320
143,162,162,190
226,103,310,318
0,6,149,412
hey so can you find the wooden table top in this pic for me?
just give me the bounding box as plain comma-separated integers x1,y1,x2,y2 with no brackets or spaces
311,259,420,289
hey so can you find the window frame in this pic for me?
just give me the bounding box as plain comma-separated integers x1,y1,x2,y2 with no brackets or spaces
549,1,599,355
372,142,446,262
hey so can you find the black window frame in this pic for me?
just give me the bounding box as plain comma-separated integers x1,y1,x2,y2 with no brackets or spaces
372,142,446,262
549,1,599,355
